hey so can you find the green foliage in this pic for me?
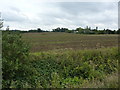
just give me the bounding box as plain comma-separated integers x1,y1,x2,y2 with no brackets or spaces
51,72,61,88
2,31,37,88
61,76,84,88
52,27,69,32
29,47,118,88
31,57,60,87
74,27,117,34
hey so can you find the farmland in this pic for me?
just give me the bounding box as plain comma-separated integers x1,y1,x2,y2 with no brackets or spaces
2,32,119,88
22,32,118,52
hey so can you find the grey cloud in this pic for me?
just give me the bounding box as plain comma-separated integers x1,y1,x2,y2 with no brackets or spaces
54,2,118,29
9,7,21,13
58,2,117,15
2,7,29,22
36,2,117,28
0,1,118,30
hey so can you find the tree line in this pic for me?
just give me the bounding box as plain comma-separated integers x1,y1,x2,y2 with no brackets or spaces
2,26,120,34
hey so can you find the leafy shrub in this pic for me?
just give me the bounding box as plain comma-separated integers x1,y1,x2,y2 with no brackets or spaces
31,58,60,87
2,31,37,88
62,76,84,88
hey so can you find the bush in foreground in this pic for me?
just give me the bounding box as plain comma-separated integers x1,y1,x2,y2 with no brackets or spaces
2,31,38,88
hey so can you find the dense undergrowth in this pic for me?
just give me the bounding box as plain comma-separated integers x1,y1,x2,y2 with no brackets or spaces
2,31,119,88
28,47,119,88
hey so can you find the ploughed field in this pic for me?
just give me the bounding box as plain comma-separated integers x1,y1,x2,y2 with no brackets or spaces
22,32,118,52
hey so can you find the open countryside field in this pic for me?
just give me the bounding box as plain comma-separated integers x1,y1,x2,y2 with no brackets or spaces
2,32,119,88
21,32,119,88
22,32,118,52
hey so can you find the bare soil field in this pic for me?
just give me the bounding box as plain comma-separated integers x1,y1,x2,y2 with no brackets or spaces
22,32,118,52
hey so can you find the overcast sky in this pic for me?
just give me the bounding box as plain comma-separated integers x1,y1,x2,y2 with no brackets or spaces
0,0,118,31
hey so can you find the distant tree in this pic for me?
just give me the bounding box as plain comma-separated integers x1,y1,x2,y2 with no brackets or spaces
97,30,105,34
118,29,120,34
52,27,68,32
6,26,9,31
86,26,89,29
116,29,120,34
65,30,74,33
52,27,60,32
105,29,114,34
96,27,98,30
37,28,43,32
76,27,84,34
84,26,91,34
28,29,38,32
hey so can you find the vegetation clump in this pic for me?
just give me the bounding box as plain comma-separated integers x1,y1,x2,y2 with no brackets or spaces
2,31,38,88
